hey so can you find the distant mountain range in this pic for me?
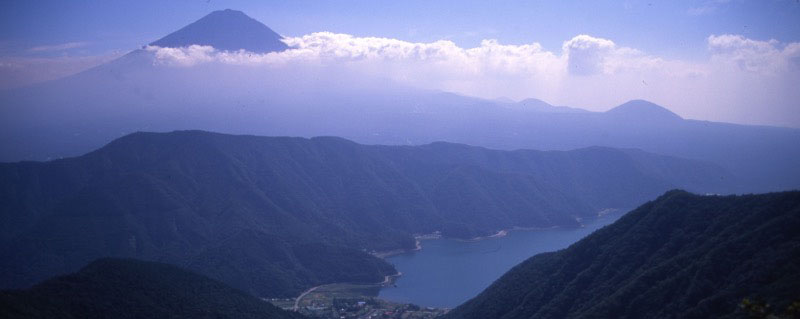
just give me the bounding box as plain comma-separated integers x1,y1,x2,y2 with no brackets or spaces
0,130,734,298
0,10,798,194
446,190,800,319
0,258,303,319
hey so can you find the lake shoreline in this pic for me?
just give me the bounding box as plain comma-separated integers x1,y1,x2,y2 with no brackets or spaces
371,231,443,258
376,213,625,308
372,225,570,258
371,212,623,258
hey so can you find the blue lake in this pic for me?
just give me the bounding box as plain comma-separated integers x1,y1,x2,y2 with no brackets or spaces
378,211,624,308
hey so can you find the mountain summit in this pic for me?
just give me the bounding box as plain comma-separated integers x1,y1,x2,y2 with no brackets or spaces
606,99,683,122
149,9,288,53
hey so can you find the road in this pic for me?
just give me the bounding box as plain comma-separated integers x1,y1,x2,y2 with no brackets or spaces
293,285,322,311
292,273,400,311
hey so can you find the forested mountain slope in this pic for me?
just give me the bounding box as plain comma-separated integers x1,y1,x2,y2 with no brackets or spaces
447,190,800,319
0,258,304,319
0,131,735,298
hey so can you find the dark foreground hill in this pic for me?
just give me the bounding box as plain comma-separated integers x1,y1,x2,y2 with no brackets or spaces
446,190,800,319
0,131,735,298
0,258,303,319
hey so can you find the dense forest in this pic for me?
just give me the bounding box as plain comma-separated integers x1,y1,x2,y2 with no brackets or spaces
446,190,800,319
0,258,304,319
0,130,735,298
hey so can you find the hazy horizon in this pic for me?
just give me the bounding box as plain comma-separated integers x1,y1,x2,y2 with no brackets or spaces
1,1,799,128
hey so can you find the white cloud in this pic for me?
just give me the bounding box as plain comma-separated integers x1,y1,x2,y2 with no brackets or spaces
688,0,732,16
147,33,692,79
149,32,561,69
708,34,800,74
29,41,90,52
143,32,800,127
688,5,717,16
147,45,217,66
562,35,615,75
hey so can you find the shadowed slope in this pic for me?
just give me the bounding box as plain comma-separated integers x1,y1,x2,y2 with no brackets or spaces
0,131,736,298
0,258,304,319
447,190,800,319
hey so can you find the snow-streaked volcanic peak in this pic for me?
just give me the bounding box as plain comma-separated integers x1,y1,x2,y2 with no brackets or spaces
149,9,288,53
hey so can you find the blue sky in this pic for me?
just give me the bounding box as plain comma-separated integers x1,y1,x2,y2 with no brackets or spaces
2,0,798,59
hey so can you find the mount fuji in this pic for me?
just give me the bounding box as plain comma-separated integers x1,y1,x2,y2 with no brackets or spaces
0,9,798,193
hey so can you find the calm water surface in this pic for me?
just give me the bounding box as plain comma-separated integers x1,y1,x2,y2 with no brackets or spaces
378,212,624,308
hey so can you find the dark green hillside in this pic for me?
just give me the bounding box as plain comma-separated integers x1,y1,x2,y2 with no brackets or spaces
0,258,303,319
0,131,735,298
446,190,800,319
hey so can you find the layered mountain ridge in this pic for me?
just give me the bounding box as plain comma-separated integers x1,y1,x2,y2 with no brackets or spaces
0,130,735,298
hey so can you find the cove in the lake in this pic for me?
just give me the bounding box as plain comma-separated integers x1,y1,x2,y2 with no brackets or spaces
378,211,624,308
